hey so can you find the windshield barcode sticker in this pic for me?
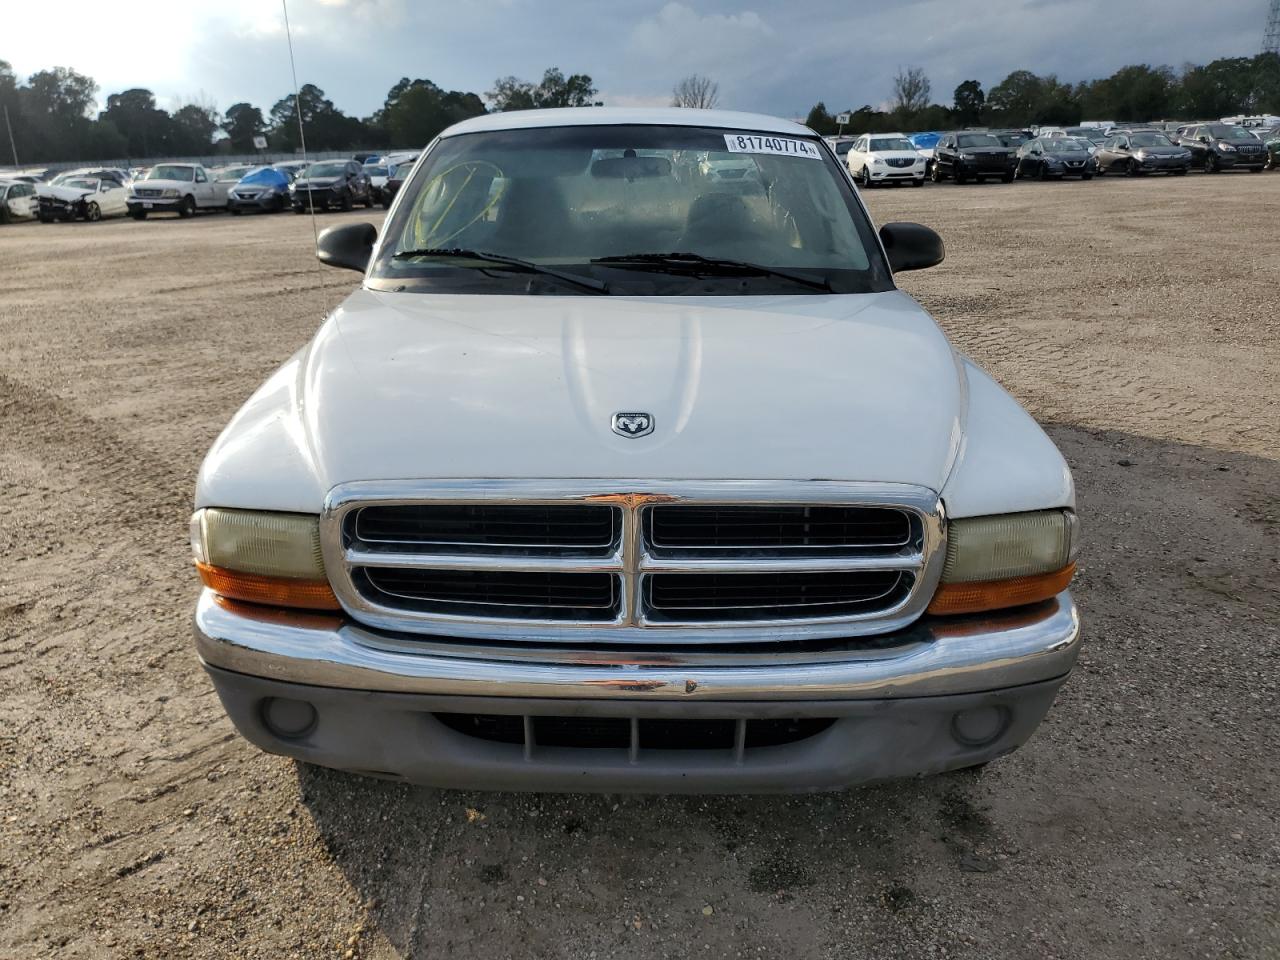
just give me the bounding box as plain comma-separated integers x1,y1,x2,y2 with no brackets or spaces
723,134,823,159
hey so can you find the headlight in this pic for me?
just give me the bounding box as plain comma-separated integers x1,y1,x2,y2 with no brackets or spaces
1218,143,1236,152
190,508,339,610
958,153,973,161
162,188,180,199
928,510,1077,615
872,158,884,165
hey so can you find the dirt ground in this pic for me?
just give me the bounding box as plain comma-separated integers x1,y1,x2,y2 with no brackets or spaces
1,172,1277,960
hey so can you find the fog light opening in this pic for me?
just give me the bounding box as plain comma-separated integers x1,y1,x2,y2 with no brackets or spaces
951,705,1010,748
261,697,318,739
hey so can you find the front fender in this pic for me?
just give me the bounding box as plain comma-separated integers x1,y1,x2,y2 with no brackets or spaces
194,347,326,512
940,359,1074,519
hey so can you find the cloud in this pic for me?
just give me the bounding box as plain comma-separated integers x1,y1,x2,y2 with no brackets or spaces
10,0,1269,123
629,3,774,65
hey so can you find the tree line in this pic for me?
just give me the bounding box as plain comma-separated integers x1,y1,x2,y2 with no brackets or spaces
4,52,1279,165
0,63,602,165
806,54,1280,135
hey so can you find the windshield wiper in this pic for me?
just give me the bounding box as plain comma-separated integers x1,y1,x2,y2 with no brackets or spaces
392,247,609,294
590,252,833,292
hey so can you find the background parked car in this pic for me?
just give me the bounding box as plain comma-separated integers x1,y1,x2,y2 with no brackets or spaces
38,177,130,222
1172,123,1267,173
127,163,228,219
1093,130,1190,176
272,160,310,180
0,179,39,222
213,165,255,188
290,159,373,213
844,132,926,187
227,166,292,214
362,162,390,204
1262,128,1280,170
824,137,857,162
931,131,1017,183
1015,137,1095,180
47,167,130,188
380,154,418,208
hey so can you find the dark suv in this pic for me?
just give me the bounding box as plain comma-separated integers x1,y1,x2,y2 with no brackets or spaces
931,132,1017,184
1172,123,1267,173
291,160,374,212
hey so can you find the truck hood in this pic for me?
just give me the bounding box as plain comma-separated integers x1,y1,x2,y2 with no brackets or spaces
292,288,966,489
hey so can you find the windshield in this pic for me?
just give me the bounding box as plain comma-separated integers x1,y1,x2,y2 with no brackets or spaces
957,134,1001,148
371,124,890,297
304,162,347,178
833,141,853,156
1206,125,1249,140
365,165,389,176
64,178,100,190
217,166,251,180
870,137,914,152
1131,132,1173,147
1046,140,1087,153
146,165,195,182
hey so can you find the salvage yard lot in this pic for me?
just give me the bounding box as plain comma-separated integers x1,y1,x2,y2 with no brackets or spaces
1,174,1277,959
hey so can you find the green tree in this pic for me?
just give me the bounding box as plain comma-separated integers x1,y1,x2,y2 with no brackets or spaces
1080,65,1174,122
487,67,599,111
268,84,367,151
1175,56,1276,117
223,102,266,152
985,71,1079,126
804,101,836,134
100,88,171,156
382,80,485,146
170,102,220,154
21,67,98,161
953,80,985,126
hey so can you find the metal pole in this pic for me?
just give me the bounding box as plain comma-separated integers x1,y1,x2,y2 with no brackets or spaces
3,105,18,167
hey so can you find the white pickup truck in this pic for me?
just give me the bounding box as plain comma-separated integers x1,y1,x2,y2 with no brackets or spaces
191,108,1080,793
128,163,228,218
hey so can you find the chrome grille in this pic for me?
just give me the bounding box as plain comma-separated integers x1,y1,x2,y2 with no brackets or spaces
134,188,164,198
886,157,915,168
322,480,945,645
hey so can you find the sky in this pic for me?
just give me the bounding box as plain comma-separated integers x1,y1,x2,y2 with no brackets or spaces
7,0,1272,120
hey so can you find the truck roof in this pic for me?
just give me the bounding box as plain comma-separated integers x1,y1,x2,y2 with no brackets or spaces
441,107,812,140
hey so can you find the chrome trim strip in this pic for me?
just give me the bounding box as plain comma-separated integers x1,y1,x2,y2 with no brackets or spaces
636,552,922,573
346,548,627,573
320,479,946,644
193,589,1080,700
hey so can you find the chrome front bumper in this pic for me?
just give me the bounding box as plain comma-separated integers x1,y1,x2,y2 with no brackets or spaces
193,589,1080,702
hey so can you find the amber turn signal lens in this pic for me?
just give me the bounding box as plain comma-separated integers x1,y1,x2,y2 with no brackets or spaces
927,563,1075,616
196,561,341,611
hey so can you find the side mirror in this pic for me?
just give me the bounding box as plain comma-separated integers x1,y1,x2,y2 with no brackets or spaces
317,222,377,273
1198,135,1210,143
879,222,944,273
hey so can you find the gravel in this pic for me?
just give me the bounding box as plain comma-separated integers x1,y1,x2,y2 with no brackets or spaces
0,172,1277,958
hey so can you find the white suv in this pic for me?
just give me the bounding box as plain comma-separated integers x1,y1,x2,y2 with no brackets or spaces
845,133,927,188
